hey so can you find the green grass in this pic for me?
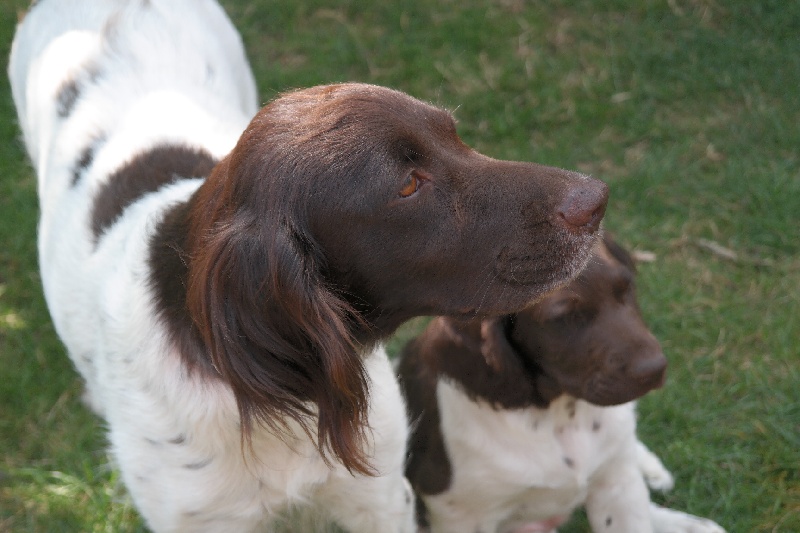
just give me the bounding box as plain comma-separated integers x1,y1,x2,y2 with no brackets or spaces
2,0,798,531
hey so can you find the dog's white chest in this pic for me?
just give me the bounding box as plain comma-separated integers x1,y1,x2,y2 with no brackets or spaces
434,380,638,525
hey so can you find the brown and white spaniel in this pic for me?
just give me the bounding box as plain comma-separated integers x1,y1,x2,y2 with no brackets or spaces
399,235,726,533
9,0,607,531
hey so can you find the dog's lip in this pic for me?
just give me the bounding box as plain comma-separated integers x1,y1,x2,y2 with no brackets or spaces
493,233,597,287
493,255,574,287
581,372,666,406
495,263,562,286
649,364,667,388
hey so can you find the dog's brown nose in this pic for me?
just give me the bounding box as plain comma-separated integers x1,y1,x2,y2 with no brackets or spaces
630,352,668,390
557,179,609,233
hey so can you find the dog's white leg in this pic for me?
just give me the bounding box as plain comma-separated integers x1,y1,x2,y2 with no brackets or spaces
585,452,653,533
636,440,675,492
313,348,416,533
107,417,268,533
649,503,727,533
315,472,416,533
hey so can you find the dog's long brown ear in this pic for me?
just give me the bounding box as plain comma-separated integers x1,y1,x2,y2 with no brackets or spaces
603,232,636,271
480,317,565,408
436,317,547,409
185,158,373,476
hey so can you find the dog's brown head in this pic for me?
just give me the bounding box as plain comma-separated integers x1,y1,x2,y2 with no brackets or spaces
210,83,608,323
508,234,666,406
162,83,607,474
412,234,666,412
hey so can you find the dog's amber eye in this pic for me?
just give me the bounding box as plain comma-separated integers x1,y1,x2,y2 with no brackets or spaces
398,171,423,198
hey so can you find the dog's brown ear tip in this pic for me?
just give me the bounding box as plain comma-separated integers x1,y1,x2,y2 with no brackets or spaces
532,373,562,405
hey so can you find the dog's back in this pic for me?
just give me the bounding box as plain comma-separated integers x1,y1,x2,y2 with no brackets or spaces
10,0,257,173
9,0,258,403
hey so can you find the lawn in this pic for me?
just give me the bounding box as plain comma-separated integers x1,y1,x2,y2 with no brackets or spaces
1,0,798,531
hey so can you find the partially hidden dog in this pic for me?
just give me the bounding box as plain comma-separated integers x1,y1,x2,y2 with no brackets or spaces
8,0,609,531
399,235,726,533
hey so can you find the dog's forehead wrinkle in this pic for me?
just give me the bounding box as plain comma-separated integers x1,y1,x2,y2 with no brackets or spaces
404,148,423,163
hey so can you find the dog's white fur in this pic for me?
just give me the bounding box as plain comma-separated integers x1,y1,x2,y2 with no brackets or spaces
424,382,725,533
9,1,414,531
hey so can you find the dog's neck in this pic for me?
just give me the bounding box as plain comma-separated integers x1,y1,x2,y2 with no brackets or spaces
430,316,564,410
148,199,215,374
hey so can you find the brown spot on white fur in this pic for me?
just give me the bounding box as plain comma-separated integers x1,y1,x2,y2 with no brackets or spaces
92,145,217,241
56,77,80,118
71,134,105,186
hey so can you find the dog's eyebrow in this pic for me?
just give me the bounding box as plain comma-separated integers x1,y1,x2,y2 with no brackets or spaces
436,110,458,132
403,147,426,163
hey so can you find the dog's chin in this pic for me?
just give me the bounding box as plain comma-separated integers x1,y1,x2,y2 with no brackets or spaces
450,266,588,320
480,235,597,315
451,278,568,319
580,377,662,407
494,233,598,288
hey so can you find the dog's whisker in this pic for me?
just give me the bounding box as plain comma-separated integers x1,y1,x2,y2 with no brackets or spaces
471,259,502,317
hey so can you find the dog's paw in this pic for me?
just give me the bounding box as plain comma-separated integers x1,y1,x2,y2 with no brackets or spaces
642,464,674,492
636,441,674,492
650,504,726,533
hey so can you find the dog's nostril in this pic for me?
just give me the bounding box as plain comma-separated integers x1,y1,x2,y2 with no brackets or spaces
557,180,609,233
